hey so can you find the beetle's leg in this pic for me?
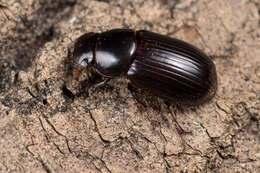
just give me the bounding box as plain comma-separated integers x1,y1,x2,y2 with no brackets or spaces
164,103,191,153
94,78,110,88
88,78,110,94
128,83,147,109
128,83,163,114
167,23,190,36
209,54,234,59
171,111,192,153
167,23,203,37
170,111,191,135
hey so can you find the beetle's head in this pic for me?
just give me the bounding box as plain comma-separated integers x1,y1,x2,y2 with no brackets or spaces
73,32,98,68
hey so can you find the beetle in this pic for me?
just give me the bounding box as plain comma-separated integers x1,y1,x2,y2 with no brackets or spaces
72,29,217,106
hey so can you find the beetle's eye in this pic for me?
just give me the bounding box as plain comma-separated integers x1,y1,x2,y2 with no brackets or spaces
79,58,88,67
76,52,93,67
83,59,89,66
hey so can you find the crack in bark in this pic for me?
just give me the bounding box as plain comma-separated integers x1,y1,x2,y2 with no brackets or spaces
38,109,113,173
39,159,52,173
0,1,24,23
25,131,52,173
124,136,144,160
215,102,230,114
75,150,112,173
85,107,111,145
39,114,72,154
25,134,37,157
200,102,259,171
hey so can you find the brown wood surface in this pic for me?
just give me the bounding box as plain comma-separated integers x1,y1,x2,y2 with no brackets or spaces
0,0,259,172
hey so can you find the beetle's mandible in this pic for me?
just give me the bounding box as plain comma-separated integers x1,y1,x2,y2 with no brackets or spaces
73,29,217,105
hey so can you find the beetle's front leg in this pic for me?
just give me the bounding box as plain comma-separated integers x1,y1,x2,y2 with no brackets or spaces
88,77,110,94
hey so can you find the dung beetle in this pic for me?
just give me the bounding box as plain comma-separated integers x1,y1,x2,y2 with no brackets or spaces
73,29,217,106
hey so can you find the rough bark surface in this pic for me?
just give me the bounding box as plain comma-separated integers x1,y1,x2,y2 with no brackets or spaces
0,0,259,172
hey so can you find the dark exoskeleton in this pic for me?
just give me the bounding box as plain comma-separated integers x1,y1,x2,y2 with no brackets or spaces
73,29,217,106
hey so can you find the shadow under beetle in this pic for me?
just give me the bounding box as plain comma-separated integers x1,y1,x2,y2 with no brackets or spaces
72,29,218,150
